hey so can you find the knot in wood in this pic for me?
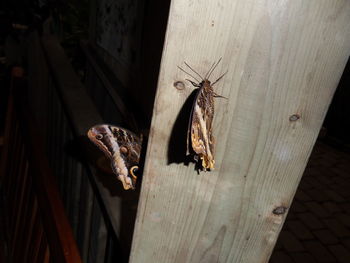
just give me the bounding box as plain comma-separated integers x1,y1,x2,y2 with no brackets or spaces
273,206,287,215
289,114,300,122
174,81,185,90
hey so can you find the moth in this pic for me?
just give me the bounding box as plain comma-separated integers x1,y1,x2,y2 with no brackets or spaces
179,58,226,171
87,124,142,190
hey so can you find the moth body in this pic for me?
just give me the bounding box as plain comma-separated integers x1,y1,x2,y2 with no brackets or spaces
190,80,215,170
180,59,226,171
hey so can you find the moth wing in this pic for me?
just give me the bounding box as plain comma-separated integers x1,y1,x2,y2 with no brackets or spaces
87,124,142,190
108,125,141,144
187,87,203,155
188,88,207,154
189,87,215,169
108,125,142,166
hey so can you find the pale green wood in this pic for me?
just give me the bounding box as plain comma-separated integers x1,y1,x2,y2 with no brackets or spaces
130,1,350,262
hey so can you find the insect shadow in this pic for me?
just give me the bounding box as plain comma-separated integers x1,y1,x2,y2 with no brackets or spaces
167,88,198,167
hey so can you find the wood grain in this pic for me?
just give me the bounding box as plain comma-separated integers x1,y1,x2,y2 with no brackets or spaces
130,0,350,262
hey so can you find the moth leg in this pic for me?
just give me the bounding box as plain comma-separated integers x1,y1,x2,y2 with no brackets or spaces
213,92,228,99
186,79,201,87
211,70,228,86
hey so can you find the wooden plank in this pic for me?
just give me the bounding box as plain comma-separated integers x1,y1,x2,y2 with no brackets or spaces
12,163,30,262
77,169,94,262
68,156,82,239
15,177,34,263
88,198,108,263
0,93,14,183
22,189,38,262
36,234,48,263
29,203,43,263
7,125,23,221
130,1,350,262
27,31,50,141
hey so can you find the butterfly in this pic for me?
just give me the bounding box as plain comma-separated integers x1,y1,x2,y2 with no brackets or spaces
87,124,142,190
179,58,227,171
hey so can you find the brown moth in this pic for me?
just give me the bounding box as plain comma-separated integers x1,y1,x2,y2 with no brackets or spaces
87,125,142,190
179,58,226,171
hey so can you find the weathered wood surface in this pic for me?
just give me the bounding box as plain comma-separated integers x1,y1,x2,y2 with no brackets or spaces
130,1,350,262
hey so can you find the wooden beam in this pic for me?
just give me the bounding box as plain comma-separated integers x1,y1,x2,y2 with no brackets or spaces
130,0,350,262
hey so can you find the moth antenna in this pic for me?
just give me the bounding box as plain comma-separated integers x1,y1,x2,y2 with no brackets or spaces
177,66,200,83
207,57,222,80
211,70,228,86
213,92,228,99
204,61,217,79
186,79,201,87
184,62,204,81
